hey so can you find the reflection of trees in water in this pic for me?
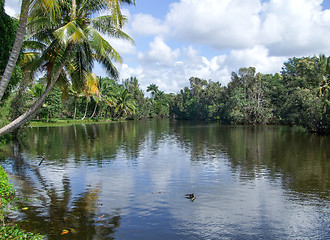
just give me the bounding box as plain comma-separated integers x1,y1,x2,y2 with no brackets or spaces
172,122,330,199
6,142,121,240
20,120,172,165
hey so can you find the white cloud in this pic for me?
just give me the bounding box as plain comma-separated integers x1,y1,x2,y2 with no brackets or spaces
138,36,180,66
166,0,262,50
119,44,289,93
4,0,20,17
225,45,286,73
120,45,231,93
259,0,330,56
107,37,136,55
162,0,330,57
131,14,169,36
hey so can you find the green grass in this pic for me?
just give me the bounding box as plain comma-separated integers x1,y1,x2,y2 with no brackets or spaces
0,166,44,240
29,118,123,127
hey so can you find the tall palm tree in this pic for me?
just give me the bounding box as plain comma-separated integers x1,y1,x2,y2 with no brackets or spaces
0,0,134,136
0,0,62,102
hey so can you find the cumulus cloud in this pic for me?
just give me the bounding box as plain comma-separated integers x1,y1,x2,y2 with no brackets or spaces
166,0,262,50
131,14,169,36
107,37,136,55
138,36,180,66
225,45,287,73
118,43,288,93
4,0,20,17
162,0,330,56
259,0,330,56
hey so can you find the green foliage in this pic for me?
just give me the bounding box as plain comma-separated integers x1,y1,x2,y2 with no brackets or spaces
0,165,15,206
39,87,63,121
0,0,16,75
170,77,226,121
0,165,15,228
0,225,44,240
0,1,23,101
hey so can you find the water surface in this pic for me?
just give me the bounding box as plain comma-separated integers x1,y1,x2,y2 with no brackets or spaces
1,120,329,239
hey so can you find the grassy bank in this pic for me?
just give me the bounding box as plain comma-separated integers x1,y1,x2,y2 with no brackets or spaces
29,118,124,128
0,166,43,239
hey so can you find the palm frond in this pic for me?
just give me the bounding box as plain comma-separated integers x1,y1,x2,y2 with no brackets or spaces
91,15,134,44
53,21,78,45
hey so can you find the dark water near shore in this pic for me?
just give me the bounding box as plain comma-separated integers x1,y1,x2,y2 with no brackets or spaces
1,119,329,239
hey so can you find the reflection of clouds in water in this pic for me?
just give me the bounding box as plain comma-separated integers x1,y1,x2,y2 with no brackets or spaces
169,175,327,239
98,151,136,213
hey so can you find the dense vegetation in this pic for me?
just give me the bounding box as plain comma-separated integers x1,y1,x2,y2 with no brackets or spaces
1,57,330,134
171,56,330,134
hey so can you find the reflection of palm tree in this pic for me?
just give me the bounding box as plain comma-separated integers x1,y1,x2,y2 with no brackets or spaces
7,141,122,239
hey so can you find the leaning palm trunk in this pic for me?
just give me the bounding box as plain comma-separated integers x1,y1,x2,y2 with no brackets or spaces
96,105,105,118
90,102,98,119
0,0,30,102
81,99,88,120
0,64,64,136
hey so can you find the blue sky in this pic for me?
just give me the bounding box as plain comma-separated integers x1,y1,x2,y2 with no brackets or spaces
5,0,330,93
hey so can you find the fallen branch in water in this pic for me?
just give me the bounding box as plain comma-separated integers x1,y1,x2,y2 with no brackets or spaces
38,156,46,166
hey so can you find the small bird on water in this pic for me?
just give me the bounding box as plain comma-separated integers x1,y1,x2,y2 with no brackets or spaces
185,193,196,202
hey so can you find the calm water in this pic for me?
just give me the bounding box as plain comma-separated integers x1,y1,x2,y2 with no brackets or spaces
1,119,329,240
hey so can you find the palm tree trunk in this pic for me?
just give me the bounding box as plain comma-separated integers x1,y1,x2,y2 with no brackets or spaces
0,63,64,136
73,95,77,119
81,99,88,120
90,102,98,118
46,109,49,123
96,105,104,118
0,0,30,102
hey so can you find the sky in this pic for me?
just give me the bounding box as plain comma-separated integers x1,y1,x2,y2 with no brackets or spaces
4,0,330,93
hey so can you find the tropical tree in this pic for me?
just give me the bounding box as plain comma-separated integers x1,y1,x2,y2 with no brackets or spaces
147,83,161,99
115,88,135,118
0,0,135,136
0,0,61,102
80,72,100,120
96,77,119,118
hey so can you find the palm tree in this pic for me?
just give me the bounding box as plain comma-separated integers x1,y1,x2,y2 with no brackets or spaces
318,54,330,95
0,0,134,136
0,0,62,102
80,72,100,120
96,77,118,118
115,88,135,118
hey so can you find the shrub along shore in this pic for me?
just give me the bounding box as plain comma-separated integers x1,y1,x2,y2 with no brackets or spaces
0,166,43,239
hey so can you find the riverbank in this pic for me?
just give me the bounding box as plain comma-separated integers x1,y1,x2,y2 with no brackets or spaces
0,166,43,239
29,118,125,128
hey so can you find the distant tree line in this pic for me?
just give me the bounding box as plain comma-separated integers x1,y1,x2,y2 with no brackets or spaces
171,56,330,134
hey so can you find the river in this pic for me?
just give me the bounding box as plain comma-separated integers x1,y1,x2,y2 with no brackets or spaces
1,119,329,239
